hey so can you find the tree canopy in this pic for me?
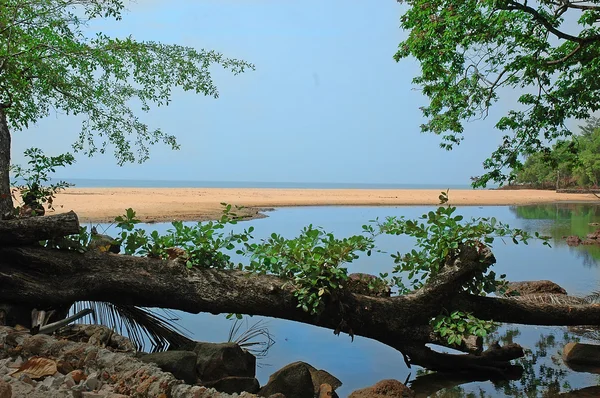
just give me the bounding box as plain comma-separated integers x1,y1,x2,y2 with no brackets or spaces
395,0,600,187
0,0,253,165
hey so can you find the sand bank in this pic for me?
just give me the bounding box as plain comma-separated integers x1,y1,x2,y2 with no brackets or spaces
47,188,600,223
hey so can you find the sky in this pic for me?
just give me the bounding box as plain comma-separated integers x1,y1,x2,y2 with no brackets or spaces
12,0,512,185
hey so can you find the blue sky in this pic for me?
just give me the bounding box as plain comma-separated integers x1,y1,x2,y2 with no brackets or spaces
12,0,508,185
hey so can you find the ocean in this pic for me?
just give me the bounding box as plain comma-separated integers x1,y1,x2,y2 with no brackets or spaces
58,178,475,189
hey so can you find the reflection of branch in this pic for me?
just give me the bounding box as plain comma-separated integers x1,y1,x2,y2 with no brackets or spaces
410,367,522,398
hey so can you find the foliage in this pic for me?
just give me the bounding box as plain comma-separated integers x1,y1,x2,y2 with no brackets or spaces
377,192,549,295
11,147,75,213
395,0,600,187
243,225,376,314
514,119,600,188
0,0,253,164
113,204,254,270
431,311,497,345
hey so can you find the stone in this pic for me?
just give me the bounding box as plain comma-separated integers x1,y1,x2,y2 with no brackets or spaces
0,380,11,398
563,342,600,372
257,362,318,398
310,369,342,392
85,374,101,391
139,350,198,385
203,376,260,394
349,379,415,398
69,369,87,384
502,280,567,296
566,235,583,246
194,342,256,382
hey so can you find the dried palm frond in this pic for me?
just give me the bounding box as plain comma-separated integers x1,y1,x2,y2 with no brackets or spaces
507,294,587,305
584,290,600,304
228,318,275,360
70,301,193,352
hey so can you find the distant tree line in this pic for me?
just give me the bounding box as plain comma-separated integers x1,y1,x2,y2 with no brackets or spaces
513,118,600,189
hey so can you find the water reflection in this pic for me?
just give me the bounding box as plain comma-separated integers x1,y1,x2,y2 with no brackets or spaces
510,204,600,267
89,204,600,396
411,328,588,397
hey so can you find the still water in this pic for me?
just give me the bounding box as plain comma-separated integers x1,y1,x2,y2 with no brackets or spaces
93,204,600,397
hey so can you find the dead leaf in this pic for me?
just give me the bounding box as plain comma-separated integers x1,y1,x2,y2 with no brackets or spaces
10,356,58,379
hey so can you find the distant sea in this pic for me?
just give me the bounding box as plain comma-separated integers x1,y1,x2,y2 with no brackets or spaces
58,179,474,189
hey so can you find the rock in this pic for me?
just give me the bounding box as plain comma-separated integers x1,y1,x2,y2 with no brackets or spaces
0,380,11,398
345,273,391,297
566,235,583,246
267,394,286,398
563,342,600,372
349,379,415,398
559,386,600,397
310,369,342,392
502,280,567,296
258,362,315,398
139,350,198,385
203,376,260,394
318,383,337,398
68,369,87,384
89,227,121,254
194,342,256,382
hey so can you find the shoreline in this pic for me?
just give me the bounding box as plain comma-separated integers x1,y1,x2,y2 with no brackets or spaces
47,188,600,223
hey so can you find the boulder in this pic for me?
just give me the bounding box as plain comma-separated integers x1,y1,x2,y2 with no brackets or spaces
0,380,11,398
349,379,415,398
309,369,341,393
345,273,391,297
559,386,600,397
566,236,583,246
138,350,197,385
258,362,315,398
203,376,260,394
502,280,567,296
193,342,255,382
563,342,600,372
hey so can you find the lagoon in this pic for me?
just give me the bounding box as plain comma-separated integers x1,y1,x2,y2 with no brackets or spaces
93,204,600,397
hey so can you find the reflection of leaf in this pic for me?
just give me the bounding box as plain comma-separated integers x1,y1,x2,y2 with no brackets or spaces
10,357,57,379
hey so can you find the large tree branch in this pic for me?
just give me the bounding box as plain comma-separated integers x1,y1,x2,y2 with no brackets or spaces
452,293,600,325
0,243,591,375
502,0,600,44
0,211,79,245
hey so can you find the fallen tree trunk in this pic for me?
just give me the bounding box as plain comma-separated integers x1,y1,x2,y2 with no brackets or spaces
0,211,79,245
1,240,599,376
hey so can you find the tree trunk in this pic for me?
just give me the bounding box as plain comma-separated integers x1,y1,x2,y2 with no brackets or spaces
1,240,599,376
0,108,12,218
0,211,79,245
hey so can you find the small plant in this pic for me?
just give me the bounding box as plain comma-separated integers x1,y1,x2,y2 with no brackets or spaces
113,204,254,269
431,311,497,346
243,225,376,314
377,191,551,295
11,147,75,216
228,318,275,360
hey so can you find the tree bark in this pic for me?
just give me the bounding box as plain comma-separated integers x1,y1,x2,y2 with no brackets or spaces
0,211,79,245
0,108,12,218
1,242,599,375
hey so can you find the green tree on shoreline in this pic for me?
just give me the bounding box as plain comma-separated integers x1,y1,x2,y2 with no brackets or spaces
514,119,600,189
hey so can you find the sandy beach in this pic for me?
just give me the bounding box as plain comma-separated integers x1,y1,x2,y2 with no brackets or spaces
45,188,600,223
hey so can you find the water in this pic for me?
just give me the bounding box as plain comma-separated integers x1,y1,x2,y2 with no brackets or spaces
58,178,474,189
90,204,600,397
